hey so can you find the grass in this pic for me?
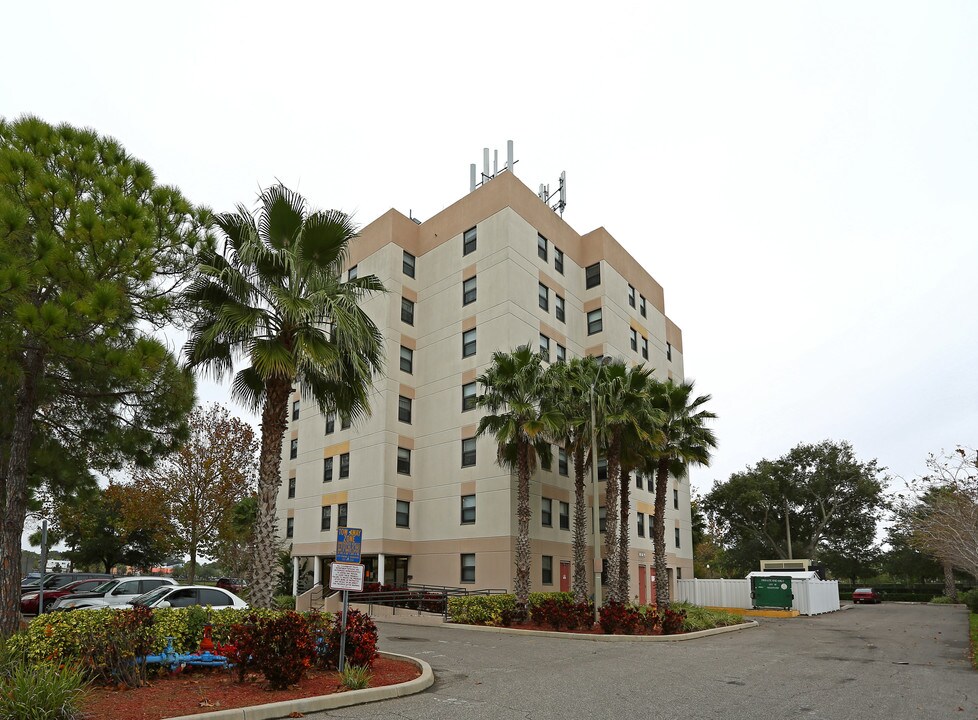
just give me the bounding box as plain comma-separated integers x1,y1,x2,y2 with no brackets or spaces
970,613,978,670
339,664,372,690
671,602,744,632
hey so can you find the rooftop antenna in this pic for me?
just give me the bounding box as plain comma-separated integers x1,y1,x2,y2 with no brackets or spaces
538,170,567,216
470,140,518,192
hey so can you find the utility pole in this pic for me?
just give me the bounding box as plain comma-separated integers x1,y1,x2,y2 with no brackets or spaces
784,498,793,560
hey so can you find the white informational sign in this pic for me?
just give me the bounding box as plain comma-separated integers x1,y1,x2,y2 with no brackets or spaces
329,562,365,592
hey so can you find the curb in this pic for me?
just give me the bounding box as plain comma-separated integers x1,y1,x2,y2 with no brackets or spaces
436,620,758,642
161,651,433,720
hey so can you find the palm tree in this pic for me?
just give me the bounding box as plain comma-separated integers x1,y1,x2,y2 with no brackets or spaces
647,379,717,608
596,362,658,602
183,185,385,608
476,345,562,615
547,357,600,604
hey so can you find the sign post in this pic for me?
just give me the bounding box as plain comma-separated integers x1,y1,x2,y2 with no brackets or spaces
331,528,363,671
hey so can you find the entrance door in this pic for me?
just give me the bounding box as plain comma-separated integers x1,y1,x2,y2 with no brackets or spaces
638,565,647,605
559,561,571,592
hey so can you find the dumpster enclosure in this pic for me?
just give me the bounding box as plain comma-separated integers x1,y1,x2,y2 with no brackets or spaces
676,571,840,616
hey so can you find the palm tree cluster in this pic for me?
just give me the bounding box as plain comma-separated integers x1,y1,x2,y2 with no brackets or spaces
476,345,716,614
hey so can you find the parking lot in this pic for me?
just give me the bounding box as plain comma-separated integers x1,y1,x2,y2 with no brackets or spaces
309,603,976,720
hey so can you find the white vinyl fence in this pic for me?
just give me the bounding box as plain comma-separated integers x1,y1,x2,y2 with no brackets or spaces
676,576,840,616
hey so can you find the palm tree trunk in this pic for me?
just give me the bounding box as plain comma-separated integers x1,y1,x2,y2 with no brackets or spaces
514,442,532,615
0,348,44,637
250,378,292,609
653,457,671,608
617,465,631,602
943,561,957,602
604,437,621,601
571,445,589,604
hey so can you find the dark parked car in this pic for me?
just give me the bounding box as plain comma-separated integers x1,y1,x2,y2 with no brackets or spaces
852,587,883,604
21,578,108,615
216,577,247,594
20,572,112,593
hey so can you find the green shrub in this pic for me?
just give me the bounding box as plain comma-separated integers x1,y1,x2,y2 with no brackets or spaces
961,589,978,613
340,664,372,690
672,602,742,632
929,595,955,604
0,662,88,720
448,595,516,626
274,595,296,610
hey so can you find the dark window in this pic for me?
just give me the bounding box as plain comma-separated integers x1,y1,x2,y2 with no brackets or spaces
587,309,603,335
667,342,672,361
539,333,550,361
599,506,607,533
287,477,296,498
642,337,648,360
463,226,477,255
401,297,414,325
675,527,681,548
537,233,548,261
585,262,601,289
463,276,477,305
541,447,551,471
630,328,638,352
637,512,645,537
461,437,477,467
323,457,333,483
541,497,553,527
321,505,331,531
558,448,568,476
559,501,570,530
555,294,565,322
677,567,683,580
554,248,564,274
542,555,553,584
400,346,413,373
403,250,416,278
341,416,351,430
556,344,566,363
338,503,348,527
674,488,679,509
289,439,298,459
292,400,300,421
325,415,335,434
640,295,646,318
598,457,608,481
461,494,476,524
462,382,477,411
339,453,350,478
398,395,412,423
462,328,476,358
461,553,475,583
397,447,411,475
538,282,549,311
628,284,636,308
347,265,358,281
114,580,140,595
200,588,231,607
636,472,642,489
286,517,294,538
396,500,410,528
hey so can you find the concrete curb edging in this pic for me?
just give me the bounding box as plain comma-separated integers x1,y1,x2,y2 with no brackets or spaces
436,619,758,641
161,651,434,720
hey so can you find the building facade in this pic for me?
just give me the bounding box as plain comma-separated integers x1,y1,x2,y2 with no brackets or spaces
278,169,692,603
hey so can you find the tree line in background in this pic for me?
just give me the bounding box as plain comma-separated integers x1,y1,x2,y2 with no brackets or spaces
476,346,716,615
0,116,383,635
695,441,977,598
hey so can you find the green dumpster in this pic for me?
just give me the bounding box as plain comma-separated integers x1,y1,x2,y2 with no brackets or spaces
751,575,793,610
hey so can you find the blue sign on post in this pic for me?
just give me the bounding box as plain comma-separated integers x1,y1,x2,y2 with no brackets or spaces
336,527,363,563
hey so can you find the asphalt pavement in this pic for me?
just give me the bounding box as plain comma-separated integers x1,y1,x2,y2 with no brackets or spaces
308,603,976,720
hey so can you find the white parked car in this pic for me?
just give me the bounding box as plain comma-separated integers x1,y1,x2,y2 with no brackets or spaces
52,576,177,611
124,584,248,610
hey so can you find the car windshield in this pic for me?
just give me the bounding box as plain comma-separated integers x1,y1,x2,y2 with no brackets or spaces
854,588,873,593
131,586,173,607
89,580,118,593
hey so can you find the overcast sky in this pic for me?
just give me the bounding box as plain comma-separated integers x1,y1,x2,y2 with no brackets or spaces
4,2,976,503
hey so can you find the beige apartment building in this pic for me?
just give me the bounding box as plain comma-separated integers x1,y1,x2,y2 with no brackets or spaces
278,168,692,603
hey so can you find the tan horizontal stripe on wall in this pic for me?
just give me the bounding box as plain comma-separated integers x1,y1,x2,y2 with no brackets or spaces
323,441,350,457
402,287,418,303
583,297,603,313
585,343,604,358
462,263,477,280
461,316,477,332
539,321,566,346
400,334,417,351
399,384,416,399
460,480,476,495
537,270,564,294
460,424,477,438
461,368,477,383
398,435,415,451
540,483,571,503
636,501,654,515
321,491,348,505
396,487,414,502
629,317,648,338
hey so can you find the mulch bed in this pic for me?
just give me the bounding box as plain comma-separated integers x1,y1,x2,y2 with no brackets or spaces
462,620,663,635
81,656,420,720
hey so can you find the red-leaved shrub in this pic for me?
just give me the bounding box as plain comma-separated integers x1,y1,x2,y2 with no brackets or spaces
320,609,379,669
249,612,316,689
598,600,641,634
660,606,687,635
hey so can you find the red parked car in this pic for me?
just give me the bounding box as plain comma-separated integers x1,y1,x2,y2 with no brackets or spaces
852,587,883,604
21,578,108,615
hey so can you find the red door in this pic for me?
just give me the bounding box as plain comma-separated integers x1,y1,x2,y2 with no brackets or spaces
559,561,571,592
638,565,647,605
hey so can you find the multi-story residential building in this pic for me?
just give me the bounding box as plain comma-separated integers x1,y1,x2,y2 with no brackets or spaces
278,167,691,604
